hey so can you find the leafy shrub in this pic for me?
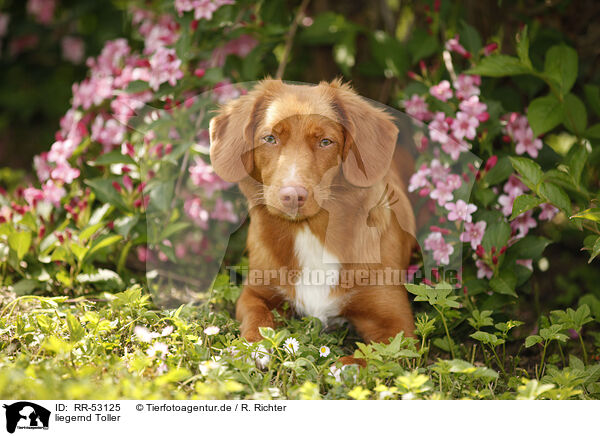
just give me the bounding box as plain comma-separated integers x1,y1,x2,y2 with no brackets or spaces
0,0,599,399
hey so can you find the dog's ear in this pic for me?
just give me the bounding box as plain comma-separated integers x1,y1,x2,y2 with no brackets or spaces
330,81,399,187
209,81,278,182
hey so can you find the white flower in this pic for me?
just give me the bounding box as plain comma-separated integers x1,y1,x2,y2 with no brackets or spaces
134,326,154,342
283,337,299,355
146,342,169,358
203,326,220,336
319,345,331,357
198,358,222,376
161,325,174,336
251,344,271,369
329,365,342,382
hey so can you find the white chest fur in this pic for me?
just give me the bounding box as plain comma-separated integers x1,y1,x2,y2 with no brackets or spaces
292,226,343,326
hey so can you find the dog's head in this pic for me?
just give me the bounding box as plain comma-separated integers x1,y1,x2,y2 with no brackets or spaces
209,79,398,220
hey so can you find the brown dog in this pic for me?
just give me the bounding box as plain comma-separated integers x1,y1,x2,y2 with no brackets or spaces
209,79,416,345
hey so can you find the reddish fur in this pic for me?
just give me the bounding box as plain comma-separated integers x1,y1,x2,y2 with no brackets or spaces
209,79,416,346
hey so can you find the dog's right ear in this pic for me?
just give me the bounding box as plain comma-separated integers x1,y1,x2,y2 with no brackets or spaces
209,80,281,182
209,93,259,183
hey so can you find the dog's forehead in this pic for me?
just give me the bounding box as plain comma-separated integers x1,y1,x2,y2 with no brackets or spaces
263,87,338,128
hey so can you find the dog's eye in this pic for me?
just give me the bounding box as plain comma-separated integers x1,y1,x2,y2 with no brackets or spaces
263,134,277,145
319,138,333,148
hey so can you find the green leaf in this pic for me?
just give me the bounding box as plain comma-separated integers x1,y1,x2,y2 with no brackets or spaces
79,222,104,242
66,312,85,342
465,55,531,77
490,269,517,297
85,178,129,211
482,220,511,252
583,84,600,117
538,182,571,215
516,26,531,69
545,132,577,156
570,208,600,223
585,123,600,139
148,181,174,213
525,335,542,348
566,142,587,185
511,236,551,259
509,156,543,190
589,237,600,264
12,279,40,296
85,235,122,261
510,194,543,220
527,94,563,136
8,231,32,260
544,45,578,95
91,151,136,166
483,156,513,185
460,20,481,55
563,93,587,135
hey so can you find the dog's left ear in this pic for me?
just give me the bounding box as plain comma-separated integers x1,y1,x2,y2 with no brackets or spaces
329,81,399,187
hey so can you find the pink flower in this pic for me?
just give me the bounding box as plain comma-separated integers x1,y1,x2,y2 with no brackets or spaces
137,246,149,263
212,34,259,67
72,76,114,110
516,259,533,270
458,95,488,121
175,0,234,20
504,174,528,197
476,259,493,279
539,203,558,221
211,198,237,223
445,35,470,58
0,13,10,38
27,0,55,25
430,182,454,206
184,197,210,229
61,36,85,64
51,162,80,184
91,116,126,151
408,165,431,193
34,153,52,182
429,112,451,145
23,187,44,207
429,159,451,184
48,139,76,164
441,137,470,161
424,232,454,265
139,14,179,54
148,47,183,91
213,80,241,104
402,94,432,122
445,200,477,222
430,80,453,102
510,210,537,238
460,221,486,250
451,111,479,141
498,194,515,216
42,180,66,206
189,157,231,196
514,127,543,158
453,74,481,100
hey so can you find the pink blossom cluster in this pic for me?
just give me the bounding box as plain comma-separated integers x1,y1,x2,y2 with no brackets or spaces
174,0,234,21
409,159,462,207
26,0,55,25
504,112,543,158
189,156,232,196
404,74,488,162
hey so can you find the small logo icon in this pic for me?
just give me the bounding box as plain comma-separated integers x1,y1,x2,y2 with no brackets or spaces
3,402,50,434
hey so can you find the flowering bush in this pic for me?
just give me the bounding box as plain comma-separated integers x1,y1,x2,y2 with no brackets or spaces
1,1,600,399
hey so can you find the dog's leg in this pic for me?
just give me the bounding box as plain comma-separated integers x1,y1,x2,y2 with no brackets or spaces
343,286,415,343
236,286,283,342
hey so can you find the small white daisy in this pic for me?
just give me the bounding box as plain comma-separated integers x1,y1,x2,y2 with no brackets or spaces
134,326,154,343
283,337,299,354
160,325,174,336
203,326,220,336
319,345,331,357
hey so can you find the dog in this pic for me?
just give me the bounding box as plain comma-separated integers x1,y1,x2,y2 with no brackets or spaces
209,78,416,347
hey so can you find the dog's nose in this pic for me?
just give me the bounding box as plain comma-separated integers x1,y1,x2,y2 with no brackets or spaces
279,186,308,209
